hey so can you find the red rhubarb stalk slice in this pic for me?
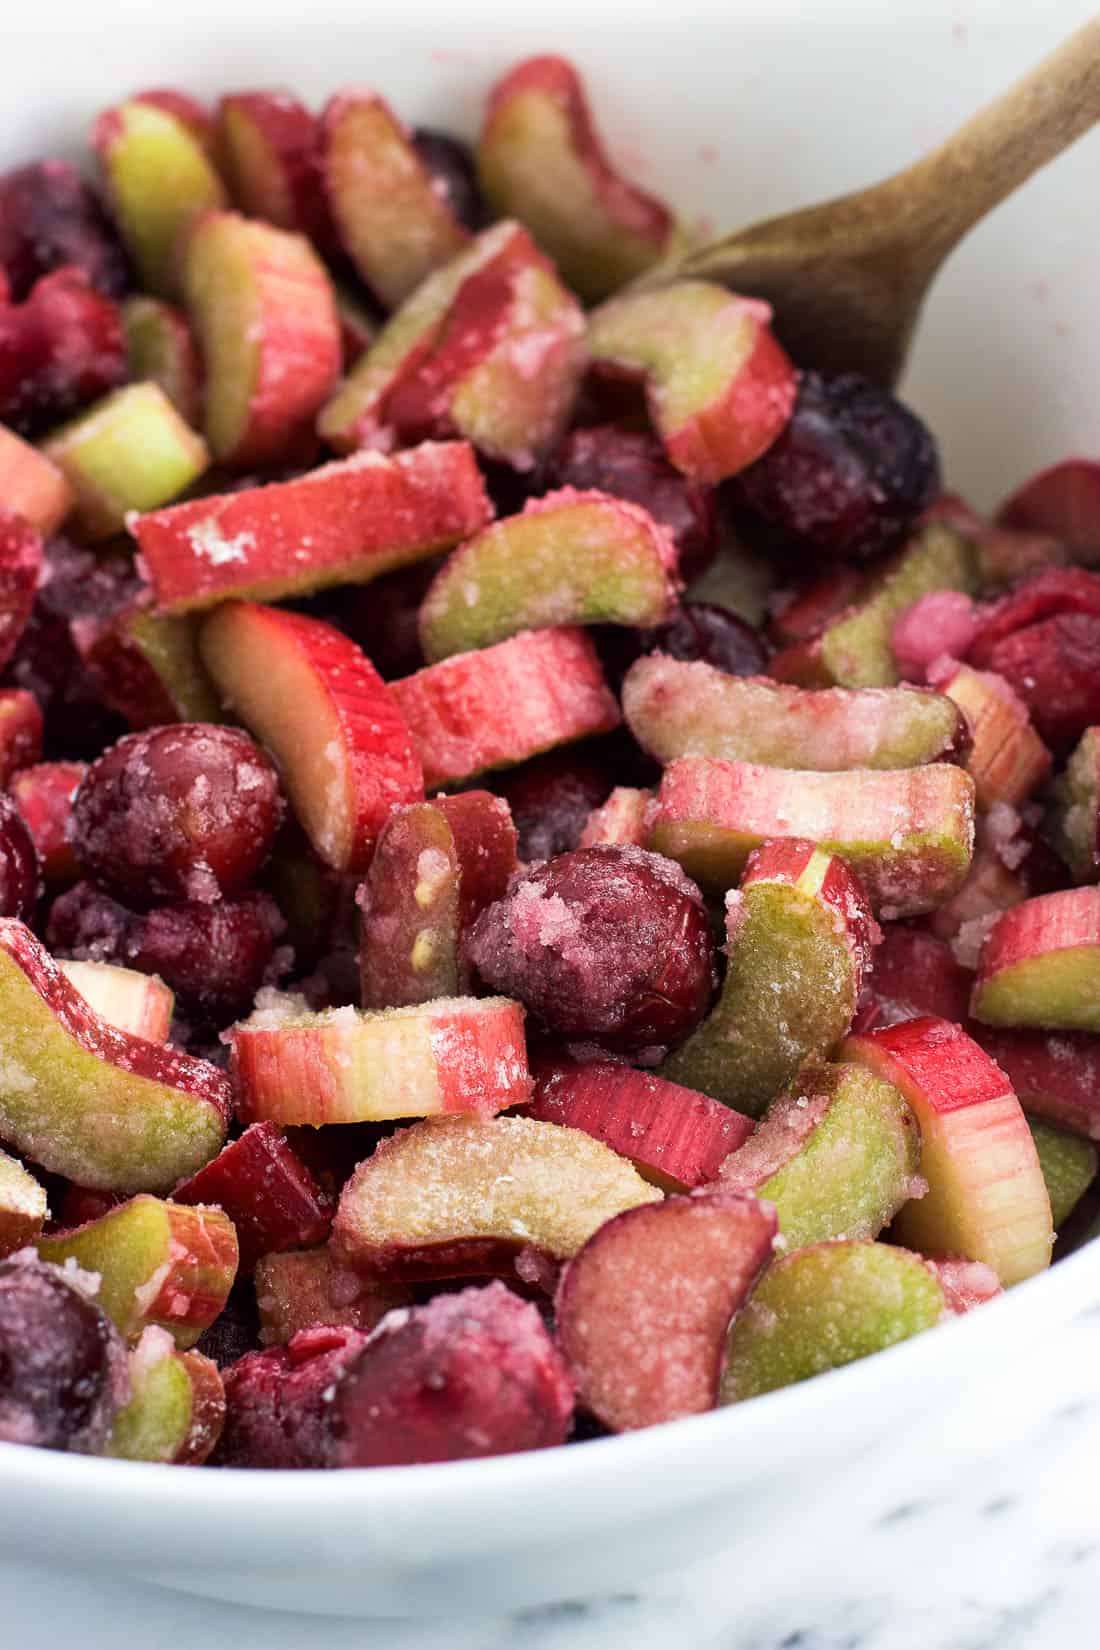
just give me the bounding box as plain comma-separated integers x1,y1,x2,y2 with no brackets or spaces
59,959,174,1043
971,888,1100,1032
1047,725,1100,883
173,1121,333,1272
971,1027,1100,1141
996,459,1100,566
578,785,652,848
0,1146,47,1257
926,658,1051,810
8,762,86,886
0,423,74,534
253,1247,411,1346
217,91,331,246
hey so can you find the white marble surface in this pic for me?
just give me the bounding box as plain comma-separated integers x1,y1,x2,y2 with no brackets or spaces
4,1303,1100,1650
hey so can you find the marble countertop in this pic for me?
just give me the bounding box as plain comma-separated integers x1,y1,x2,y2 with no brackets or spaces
5,1305,1100,1650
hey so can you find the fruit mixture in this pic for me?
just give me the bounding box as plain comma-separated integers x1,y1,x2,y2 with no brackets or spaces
0,58,1096,1472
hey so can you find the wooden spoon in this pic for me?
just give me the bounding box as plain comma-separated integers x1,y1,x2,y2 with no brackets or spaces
660,14,1100,388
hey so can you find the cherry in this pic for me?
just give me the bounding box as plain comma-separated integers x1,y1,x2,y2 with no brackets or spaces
47,881,286,1025
545,424,718,582
0,160,129,300
70,724,284,906
465,844,715,1055
0,267,127,437
644,602,769,675
733,371,939,563
493,750,611,862
0,1253,128,1452
411,129,489,232
0,512,43,675
0,792,41,920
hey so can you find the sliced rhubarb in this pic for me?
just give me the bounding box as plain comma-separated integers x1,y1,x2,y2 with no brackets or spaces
869,925,972,1024
39,1193,238,1346
718,1060,921,1247
42,382,209,541
556,1190,775,1431
996,459,1100,565
131,440,491,614
1028,1118,1097,1228
1048,726,1100,882
332,1113,661,1280
585,282,795,484
0,689,42,786
971,888,1100,1032
0,423,73,534
770,523,978,688
652,756,975,916
0,513,42,673
9,762,86,885
173,1122,333,1272
105,1327,225,1463
0,1145,47,1256
121,295,202,425
971,1027,1100,1141
578,785,652,848
842,1016,1053,1285
0,919,229,1191
524,1058,753,1190
181,209,339,468
419,489,679,662
59,959,173,1043
477,54,676,302
218,91,330,245
253,1247,411,1346
321,91,470,310
131,89,218,157
318,220,586,468
75,599,222,730
199,602,422,871
720,1241,949,1403
391,626,620,790
93,100,228,296
926,659,1050,810
358,792,516,1009
926,812,1032,949
623,656,967,770
232,994,529,1126
662,840,875,1115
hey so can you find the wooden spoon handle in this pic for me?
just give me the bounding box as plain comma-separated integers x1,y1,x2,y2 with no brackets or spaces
896,13,1100,259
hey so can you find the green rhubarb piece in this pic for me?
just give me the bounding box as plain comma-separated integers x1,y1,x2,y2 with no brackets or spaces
1047,727,1100,883
1028,1118,1098,1228
359,802,462,1008
972,890,1100,1033
105,1330,194,1461
95,100,228,296
121,295,200,424
661,846,869,1117
0,1145,47,1257
120,607,222,723
810,523,978,689
623,658,965,770
42,383,209,541
419,493,677,663
720,1240,946,1403
720,1062,921,1248
38,1194,238,1348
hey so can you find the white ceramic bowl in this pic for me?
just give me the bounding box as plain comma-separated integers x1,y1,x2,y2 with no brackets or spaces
3,0,1100,1619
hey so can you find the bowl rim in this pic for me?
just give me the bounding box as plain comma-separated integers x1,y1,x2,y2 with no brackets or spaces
2,1224,1096,1522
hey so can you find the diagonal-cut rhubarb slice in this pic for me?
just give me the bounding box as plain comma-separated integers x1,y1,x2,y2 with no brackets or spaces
105,1328,225,1463
652,756,975,916
59,959,174,1043
841,1016,1052,1285
971,888,1100,1032
523,1058,753,1190
720,1240,950,1402
318,220,586,468
121,296,202,426
419,488,679,662
926,658,1050,810
578,785,652,849
0,1145,47,1257
218,91,331,246
0,422,74,534
172,1121,333,1272
623,655,967,770
38,1193,238,1347
0,919,229,1191
181,209,340,468
93,100,228,297
718,1060,921,1247
971,1028,1100,1142
555,1190,776,1431
1028,1118,1097,1228
9,762,85,887
253,1247,411,1346
868,924,972,1025
1047,725,1100,883
477,54,677,303
996,458,1100,566
230,994,530,1126
585,281,796,483
332,1113,661,1281
75,599,222,730
661,839,876,1116
390,626,621,790
131,440,491,614
769,522,979,689
321,91,470,310
199,602,422,871
42,381,210,541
